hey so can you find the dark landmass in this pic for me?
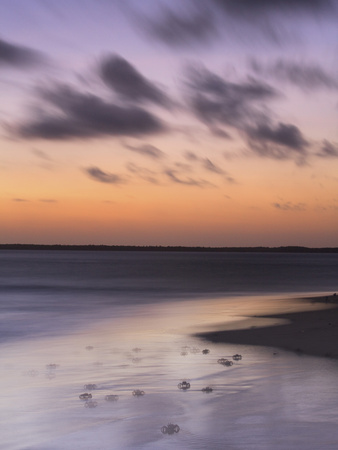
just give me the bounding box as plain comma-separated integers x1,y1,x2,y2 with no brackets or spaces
196,294,338,359
1,244,338,253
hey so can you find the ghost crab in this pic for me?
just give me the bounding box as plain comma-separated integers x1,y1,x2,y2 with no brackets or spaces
132,389,145,397
161,423,180,435
217,358,233,367
177,381,191,390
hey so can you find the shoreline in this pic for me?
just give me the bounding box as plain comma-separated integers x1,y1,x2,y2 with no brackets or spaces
195,294,338,359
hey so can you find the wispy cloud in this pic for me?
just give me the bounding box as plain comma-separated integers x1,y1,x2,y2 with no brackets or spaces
84,166,125,184
126,162,160,184
39,199,57,203
31,149,53,161
202,158,224,174
250,58,338,91
272,201,307,211
316,140,338,158
124,143,165,159
165,168,213,187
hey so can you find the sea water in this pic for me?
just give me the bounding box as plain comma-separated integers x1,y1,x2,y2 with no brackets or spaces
0,250,338,449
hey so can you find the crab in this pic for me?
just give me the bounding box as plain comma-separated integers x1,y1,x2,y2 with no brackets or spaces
84,400,98,408
217,358,233,366
132,389,145,396
201,386,213,393
177,381,191,390
83,384,97,390
232,354,242,361
105,394,119,401
46,364,59,369
161,423,180,435
79,393,92,400
202,349,210,354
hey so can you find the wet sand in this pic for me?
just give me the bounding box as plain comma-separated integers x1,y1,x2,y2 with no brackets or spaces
196,294,338,359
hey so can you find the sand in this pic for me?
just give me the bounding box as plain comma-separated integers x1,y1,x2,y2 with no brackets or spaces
196,294,338,359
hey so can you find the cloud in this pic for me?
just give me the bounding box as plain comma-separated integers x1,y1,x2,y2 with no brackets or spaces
12,198,29,202
184,65,311,164
85,166,125,184
272,201,307,211
164,168,213,187
245,122,309,161
124,143,165,159
202,158,224,174
316,140,338,158
246,122,308,151
185,65,278,130
250,59,338,91
99,54,172,107
125,0,336,49
12,84,166,140
126,162,160,184
31,149,53,161
184,151,235,181
0,38,45,68
133,3,216,47
184,151,199,161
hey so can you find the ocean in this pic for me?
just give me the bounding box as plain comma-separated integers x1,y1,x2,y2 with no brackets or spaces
1,250,338,449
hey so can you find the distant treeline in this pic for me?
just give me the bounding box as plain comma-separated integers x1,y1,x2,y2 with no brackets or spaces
0,244,338,253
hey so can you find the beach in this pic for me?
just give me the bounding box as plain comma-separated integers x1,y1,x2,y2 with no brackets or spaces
196,294,338,359
1,250,338,449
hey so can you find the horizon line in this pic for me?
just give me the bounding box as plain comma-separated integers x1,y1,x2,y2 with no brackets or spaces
1,244,337,253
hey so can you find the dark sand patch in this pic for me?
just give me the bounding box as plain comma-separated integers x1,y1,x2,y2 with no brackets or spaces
196,294,338,359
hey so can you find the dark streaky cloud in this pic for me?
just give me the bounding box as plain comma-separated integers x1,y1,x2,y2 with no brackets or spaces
245,122,309,161
13,84,166,140
185,66,278,129
251,59,338,91
85,166,125,184
0,38,45,68
185,65,311,163
138,3,216,47
99,55,171,107
127,0,336,49
246,122,308,151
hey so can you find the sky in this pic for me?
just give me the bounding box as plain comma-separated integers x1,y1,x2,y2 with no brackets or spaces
1,0,338,247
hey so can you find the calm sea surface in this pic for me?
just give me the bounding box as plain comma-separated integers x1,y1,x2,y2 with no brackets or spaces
1,250,338,449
